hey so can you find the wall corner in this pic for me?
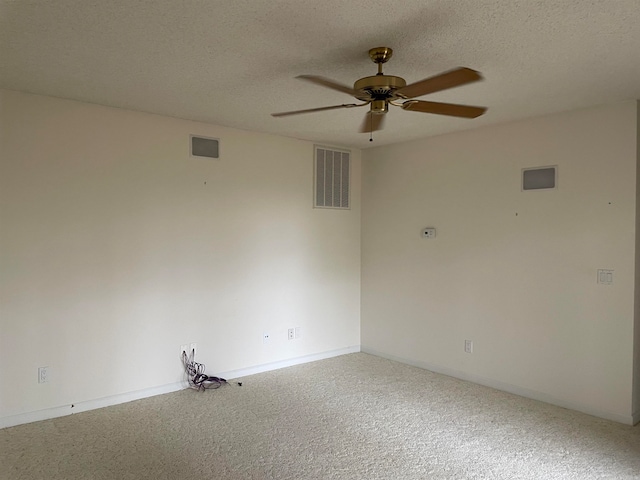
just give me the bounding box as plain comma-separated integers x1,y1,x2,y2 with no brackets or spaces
633,99,640,422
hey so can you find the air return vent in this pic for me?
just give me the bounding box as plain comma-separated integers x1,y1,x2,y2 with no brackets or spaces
314,146,350,209
522,166,557,191
190,135,219,159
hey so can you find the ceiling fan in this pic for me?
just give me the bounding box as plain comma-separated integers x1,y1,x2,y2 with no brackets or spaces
272,47,487,134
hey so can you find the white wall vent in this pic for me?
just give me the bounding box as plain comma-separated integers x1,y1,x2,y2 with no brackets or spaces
522,166,557,191
190,135,219,159
314,146,350,209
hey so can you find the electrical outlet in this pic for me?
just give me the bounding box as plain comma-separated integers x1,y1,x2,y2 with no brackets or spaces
597,269,613,285
288,328,295,340
263,332,271,344
295,327,301,339
189,343,197,356
464,340,473,354
38,366,49,384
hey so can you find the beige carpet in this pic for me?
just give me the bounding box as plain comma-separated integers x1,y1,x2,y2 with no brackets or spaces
1,353,639,479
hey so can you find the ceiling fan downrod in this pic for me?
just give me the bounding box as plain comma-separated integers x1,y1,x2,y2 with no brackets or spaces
369,47,393,76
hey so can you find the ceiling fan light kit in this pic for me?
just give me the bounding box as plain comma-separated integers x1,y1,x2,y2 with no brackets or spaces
272,47,487,134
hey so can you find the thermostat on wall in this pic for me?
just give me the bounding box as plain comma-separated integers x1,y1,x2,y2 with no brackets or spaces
421,227,436,239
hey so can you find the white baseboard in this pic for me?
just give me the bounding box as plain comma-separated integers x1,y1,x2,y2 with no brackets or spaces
0,382,185,430
361,346,637,426
0,345,360,430
218,345,361,380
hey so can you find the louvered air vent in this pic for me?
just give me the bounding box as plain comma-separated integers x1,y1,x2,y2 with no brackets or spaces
314,146,350,209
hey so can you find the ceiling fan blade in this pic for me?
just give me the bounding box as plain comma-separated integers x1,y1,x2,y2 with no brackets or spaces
397,67,483,99
359,112,386,133
402,100,487,118
272,103,363,117
296,75,356,96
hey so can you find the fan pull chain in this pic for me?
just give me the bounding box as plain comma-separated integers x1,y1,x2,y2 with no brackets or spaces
369,112,374,142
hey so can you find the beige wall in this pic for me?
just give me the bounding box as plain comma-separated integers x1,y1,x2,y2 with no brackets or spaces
0,90,361,420
2,89,638,426
361,102,638,423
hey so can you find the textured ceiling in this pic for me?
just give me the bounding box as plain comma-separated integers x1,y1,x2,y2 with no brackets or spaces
2,1,639,149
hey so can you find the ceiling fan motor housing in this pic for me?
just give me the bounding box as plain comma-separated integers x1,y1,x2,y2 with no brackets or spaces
353,75,407,103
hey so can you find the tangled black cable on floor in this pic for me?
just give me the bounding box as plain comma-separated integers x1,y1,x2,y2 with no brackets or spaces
181,349,228,391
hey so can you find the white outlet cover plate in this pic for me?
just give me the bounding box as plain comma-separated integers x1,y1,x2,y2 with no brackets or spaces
38,366,49,384
464,340,473,353
597,269,613,285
